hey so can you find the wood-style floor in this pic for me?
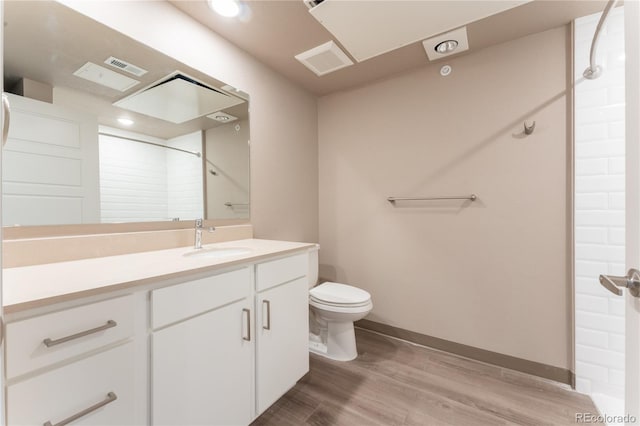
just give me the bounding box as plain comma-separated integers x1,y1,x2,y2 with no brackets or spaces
252,328,600,426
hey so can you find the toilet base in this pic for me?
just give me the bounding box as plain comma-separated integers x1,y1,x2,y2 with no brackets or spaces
308,320,358,361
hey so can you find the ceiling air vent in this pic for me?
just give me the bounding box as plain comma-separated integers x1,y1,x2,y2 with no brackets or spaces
303,0,324,10
73,62,140,92
104,56,147,77
295,41,353,76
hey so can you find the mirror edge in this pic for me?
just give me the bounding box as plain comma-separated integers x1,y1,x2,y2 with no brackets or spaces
3,219,249,240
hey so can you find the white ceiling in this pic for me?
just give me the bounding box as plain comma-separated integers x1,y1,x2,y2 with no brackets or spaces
170,0,606,96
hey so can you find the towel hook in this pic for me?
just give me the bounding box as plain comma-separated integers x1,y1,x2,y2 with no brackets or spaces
524,121,536,135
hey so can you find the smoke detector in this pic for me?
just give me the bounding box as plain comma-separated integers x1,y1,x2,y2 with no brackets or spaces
295,41,354,76
422,27,469,61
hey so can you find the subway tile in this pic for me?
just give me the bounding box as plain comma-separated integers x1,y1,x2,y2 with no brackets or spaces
608,86,626,104
576,277,609,296
575,193,608,209
575,227,608,244
575,211,624,227
576,311,625,333
608,157,625,175
576,124,609,142
608,192,625,210
576,261,609,278
608,227,625,245
609,369,625,387
576,139,625,158
576,327,609,348
576,294,609,314
576,344,624,368
608,122,625,139
576,158,609,176
609,333,625,352
575,244,623,262
576,360,608,382
576,105,625,125
607,263,626,275
575,6,626,397
575,88,608,108
608,298,625,317
576,175,625,192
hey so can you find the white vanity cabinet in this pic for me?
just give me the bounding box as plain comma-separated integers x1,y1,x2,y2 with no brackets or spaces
5,295,138,426
151,252,310,424
255,254,310,414
3,244,312,426
150,267,254,426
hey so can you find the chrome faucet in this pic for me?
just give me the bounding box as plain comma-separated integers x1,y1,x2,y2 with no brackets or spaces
194,219,215,249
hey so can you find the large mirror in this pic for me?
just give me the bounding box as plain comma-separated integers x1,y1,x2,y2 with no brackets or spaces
2,1,250,230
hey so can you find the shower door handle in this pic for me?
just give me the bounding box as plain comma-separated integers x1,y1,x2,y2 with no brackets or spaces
599,269,640,297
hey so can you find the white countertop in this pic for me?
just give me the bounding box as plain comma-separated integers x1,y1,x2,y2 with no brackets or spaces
3,239,315,313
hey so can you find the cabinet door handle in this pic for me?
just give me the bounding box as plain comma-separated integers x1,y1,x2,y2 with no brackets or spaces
263,300,271,330
242,308,251,341
43,391,117,426
43,320,117,348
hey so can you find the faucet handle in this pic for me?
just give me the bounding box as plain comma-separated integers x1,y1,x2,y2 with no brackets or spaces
195,218,203,228
207,226,216,233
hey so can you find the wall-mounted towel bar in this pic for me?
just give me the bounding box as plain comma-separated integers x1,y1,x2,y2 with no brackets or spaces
387,194,477,203
224,202,249,207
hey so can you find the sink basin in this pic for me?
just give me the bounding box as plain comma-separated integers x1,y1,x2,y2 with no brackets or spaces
183,247,252,259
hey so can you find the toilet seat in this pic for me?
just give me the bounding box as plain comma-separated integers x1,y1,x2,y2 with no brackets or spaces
309,282,371,308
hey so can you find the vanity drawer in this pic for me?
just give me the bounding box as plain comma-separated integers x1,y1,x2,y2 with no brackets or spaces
7,342,136,426
256,253,308,292
6,294,135,379
151,267,251,329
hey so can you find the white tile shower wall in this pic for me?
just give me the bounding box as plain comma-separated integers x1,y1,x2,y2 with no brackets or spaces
574,8,625,404
167,131,204,221
99,130,169,222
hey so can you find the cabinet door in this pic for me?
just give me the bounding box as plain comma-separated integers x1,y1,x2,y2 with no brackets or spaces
256,277,309,414
152,298,253,426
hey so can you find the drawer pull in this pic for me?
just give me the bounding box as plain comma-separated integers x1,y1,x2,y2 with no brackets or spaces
43,391,117,426
242,308,251,341
43,320,117,348
263,300,271,330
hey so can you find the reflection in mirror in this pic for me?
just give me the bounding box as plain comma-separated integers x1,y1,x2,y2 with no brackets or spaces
2,1,250,228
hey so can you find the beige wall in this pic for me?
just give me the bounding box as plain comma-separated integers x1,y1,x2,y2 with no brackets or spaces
59,0,318,243
318,27,572,369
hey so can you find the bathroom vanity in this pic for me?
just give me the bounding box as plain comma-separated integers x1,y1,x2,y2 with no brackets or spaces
2,239,314,425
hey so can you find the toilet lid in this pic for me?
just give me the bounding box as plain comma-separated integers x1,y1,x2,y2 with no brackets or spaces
309,282,371,305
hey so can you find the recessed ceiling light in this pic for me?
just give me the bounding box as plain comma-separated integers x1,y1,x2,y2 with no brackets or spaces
207,111,238,123
207,0,241,17
435,40,459,54
118,117,134,126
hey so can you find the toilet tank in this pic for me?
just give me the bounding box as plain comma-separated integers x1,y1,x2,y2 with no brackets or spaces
308,244,320,288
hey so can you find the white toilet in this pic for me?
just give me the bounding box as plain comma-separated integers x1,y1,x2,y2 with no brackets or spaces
307,246,373,361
